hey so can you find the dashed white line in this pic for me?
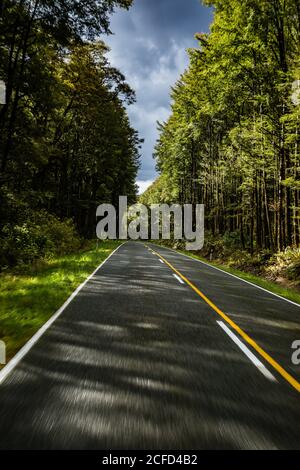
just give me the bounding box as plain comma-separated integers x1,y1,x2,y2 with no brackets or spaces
173,273,185,285
153,244,300,308
159,259,164,264
217,321,277,382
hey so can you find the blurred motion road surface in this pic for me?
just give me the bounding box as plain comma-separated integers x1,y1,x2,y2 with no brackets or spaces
0,242,300,449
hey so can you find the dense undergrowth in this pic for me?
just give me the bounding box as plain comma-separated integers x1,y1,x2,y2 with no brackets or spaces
200,232,300,287
0,210,82,271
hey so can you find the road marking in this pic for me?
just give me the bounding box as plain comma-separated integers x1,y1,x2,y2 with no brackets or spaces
173,273,185,285
159,259,164,264
145,244,156,256
149,246,300,393
151,244,300,308
0,243,125,386
217,321,276,382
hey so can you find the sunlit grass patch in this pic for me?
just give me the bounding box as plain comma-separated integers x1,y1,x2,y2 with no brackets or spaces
0,240,122,366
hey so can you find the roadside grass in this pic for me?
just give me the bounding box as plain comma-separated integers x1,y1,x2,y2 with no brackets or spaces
150,242,300,306
0,240,122,366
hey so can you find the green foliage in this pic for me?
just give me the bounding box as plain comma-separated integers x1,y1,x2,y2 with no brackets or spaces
0,211,81,268
139,175,177,205
0,0,140,266
222,231,244,250
267,248,300,281
148,0,300,254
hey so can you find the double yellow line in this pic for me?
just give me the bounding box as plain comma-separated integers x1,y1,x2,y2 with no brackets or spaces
149,245,300,393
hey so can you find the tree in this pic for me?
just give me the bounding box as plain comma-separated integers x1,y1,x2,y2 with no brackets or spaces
0,0,141,266
148,0,300,253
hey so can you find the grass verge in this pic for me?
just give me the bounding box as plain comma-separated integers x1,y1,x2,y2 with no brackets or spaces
0,240,122,367
150,241,300,306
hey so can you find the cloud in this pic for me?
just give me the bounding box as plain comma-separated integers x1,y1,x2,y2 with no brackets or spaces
137,179,154,195
106,0,212,182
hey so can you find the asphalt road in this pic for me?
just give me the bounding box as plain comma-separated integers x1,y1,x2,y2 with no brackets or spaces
0,241,299,449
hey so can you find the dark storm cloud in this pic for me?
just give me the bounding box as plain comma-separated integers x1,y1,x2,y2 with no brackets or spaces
106,0,212,191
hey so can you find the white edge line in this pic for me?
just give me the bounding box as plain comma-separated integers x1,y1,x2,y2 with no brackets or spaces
148,244,300,308
217,321,277,382
0,242,125,385
173,273,185,285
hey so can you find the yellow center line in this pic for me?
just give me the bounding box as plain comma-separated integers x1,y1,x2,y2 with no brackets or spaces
149,245,300,393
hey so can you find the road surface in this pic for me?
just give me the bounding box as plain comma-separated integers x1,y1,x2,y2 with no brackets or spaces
0,241,299,449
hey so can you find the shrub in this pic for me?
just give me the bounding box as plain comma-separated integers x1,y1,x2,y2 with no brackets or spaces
266,248,300,282
223,231,243,250
0,210,81,269
30,210,81,257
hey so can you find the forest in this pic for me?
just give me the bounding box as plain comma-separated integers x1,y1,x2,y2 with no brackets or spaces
141,0,300,283
1,0,300,287
0,0,140,268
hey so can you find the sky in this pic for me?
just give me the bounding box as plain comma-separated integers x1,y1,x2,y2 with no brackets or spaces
106,0,212,194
